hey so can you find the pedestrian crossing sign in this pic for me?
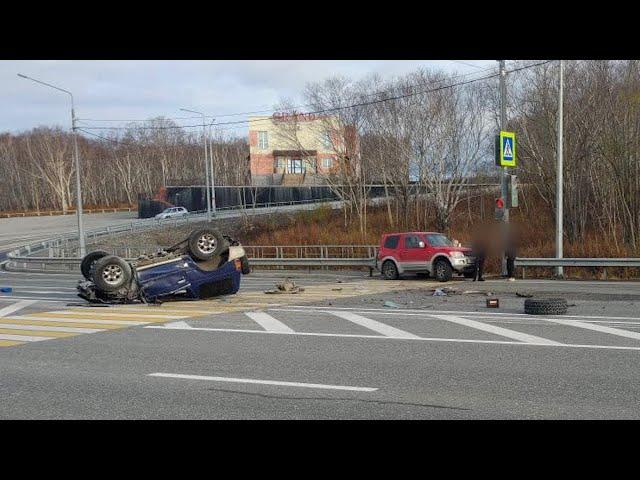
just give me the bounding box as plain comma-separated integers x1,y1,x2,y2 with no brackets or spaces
496,131,516,167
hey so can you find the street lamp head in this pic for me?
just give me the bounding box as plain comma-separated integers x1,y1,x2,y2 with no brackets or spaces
17,73,28,79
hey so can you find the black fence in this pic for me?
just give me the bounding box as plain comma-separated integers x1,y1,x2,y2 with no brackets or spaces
137,183,499,218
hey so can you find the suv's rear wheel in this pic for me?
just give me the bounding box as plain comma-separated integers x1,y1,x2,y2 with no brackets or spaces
434,258,453,282
93,255,132,292
188,229,226,261
382,260,399,280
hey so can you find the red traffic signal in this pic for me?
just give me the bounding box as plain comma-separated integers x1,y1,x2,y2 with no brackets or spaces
496,197,505,209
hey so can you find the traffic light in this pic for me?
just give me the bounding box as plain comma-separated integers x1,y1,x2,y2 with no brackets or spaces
495,197,505,220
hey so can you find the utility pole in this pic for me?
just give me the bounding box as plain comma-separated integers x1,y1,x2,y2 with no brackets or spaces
18,73,86,257
556,60,564,278
180,108,211,221
498,60,508,276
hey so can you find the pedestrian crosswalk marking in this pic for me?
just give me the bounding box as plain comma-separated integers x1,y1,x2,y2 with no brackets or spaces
2,317,133,329
0,333,51,342
327,310,422,339
0,277,432,348
0,328,78,338
246,311,295,333
0,322,103,334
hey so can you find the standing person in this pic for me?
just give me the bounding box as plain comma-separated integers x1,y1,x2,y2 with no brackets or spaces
471,235,486,282
505,228,517,281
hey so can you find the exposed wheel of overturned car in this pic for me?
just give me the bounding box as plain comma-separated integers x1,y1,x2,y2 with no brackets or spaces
188,228,226,261
240,255,251,275
93,255,133,292
80,250,109,281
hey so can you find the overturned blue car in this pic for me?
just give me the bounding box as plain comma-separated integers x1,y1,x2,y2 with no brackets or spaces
77,228,250,304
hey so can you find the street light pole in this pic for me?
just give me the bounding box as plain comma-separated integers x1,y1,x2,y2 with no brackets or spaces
180,108,211,221
556,60,564,278
208,122,217,215
18,73,86,256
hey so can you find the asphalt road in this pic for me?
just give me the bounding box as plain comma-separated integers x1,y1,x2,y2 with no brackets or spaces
0,211,137,252
1,268,640,419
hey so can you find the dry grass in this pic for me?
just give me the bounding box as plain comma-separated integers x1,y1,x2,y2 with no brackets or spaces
244,192,640,280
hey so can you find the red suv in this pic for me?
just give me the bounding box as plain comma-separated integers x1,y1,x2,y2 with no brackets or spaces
376,232,475,282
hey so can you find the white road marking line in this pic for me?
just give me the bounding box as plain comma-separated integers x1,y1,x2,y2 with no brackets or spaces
327,310,421,339
0,323,103,333
245,311,295,333
279,305,640,322
9,290,78,295
148,373,377,392
5,315,147,326
431,314,562,345
542,318,640,341
0,333,51,342
142,324,640,351
0,296,72,303
0,300,36,317
163,321,192,329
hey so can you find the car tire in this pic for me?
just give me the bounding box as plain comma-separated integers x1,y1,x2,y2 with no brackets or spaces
93,255,132,292
524,298,569,315
80,250,109,281
188,228,226,261
434,259,453,282
240,255,251,275
382,260,399,280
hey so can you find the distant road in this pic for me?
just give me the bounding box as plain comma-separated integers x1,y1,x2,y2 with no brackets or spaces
0,211,137,253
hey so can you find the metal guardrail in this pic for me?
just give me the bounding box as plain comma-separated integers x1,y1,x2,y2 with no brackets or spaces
6,248,640,275
515,258,640,267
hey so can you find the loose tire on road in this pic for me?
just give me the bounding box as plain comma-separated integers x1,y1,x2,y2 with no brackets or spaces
524,298,569,315
93,255,132,292
382,260,399,280
188,228,225,261
80,250,109,281
434,259,453,282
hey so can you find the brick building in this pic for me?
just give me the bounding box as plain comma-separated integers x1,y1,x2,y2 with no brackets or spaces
248,113,359,185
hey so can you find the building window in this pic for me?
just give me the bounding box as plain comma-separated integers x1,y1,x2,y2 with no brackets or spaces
322,157,334,169
320,131,332,149
287,159,304,174
258,131,269,149
275,157,286,172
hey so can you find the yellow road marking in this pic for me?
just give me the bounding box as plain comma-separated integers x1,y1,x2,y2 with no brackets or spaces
32,312,178,322
0,340,24,347
0,318,127,330
0,328,78,338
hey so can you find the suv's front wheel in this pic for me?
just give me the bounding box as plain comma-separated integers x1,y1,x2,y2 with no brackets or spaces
382,260,399,280
433,258,453,282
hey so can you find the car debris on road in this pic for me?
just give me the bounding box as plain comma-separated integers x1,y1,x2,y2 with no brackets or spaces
264,278,305,294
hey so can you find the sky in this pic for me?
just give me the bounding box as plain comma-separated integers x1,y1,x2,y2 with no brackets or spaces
1,60,496,136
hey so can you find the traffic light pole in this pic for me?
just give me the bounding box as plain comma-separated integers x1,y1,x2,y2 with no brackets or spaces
499,60,508,276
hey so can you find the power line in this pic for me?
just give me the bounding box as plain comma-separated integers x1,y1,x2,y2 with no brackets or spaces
78,61,550,134
450,60,487,70
76,66,497,127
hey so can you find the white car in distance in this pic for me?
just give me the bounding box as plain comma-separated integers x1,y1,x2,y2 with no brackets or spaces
155,206,189,220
